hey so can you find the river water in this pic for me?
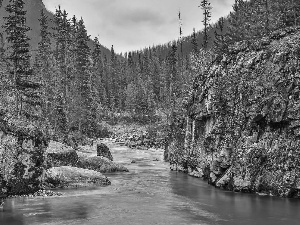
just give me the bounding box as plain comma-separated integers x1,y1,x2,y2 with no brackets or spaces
1,141,300,225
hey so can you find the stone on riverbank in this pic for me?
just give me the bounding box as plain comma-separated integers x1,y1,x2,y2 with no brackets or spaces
44,166,110,188
97,143,113,161
78,155,129,173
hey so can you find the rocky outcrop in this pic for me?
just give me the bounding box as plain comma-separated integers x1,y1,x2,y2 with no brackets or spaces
96,143,113,161
44,166,110,188
0,116,49,197
77,155,129,173
46,141,78,167
170,27,300,198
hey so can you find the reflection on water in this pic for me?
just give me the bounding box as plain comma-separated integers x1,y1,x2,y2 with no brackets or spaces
169,172,300,225
1,142,300,225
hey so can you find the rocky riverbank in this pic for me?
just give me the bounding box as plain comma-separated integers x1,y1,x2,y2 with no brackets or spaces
0,130,129,201
44,140,128,189
110,123,165,150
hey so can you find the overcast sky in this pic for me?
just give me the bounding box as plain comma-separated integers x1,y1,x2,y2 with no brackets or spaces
44,0,235,54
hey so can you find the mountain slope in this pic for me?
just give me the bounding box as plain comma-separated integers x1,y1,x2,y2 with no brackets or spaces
0,0,112,56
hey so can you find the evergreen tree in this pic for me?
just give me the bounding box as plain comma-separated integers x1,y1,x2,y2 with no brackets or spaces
75,18,95,135
248,0,270,38
109,45,118,109
200,0,212,50
3,0,41,117
52,6,72,138
279,0,300,27
0,0,3,56
191,28,198,55
227,0,249,43
167,43,179,106
213,17,228,57
36,9,54,120
92,37,104,105
0,31,4,57
263,0,270,34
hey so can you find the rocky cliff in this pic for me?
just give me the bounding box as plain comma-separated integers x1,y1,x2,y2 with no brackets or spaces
0,114,49,196
169,27,300,198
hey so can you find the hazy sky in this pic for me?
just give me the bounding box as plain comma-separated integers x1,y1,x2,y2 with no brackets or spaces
44,0,235,53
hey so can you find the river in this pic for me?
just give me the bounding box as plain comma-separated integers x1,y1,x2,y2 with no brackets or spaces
1,141,300,225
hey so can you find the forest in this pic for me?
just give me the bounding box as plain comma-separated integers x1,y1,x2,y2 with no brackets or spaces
1,0,300,198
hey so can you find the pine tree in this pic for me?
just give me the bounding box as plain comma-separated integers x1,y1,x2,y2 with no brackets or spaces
3,0,41,117
75,18,95,135
227,0,249,43
248,0,270,38
92,37,104,105
280,0,300,27
263,0,270,34
0,31,4,58
178,10,183,55
191,28,198,55
109,45,118,110
199,0,212,50
36,9,53,120
0,0,3,56
52,6,72,138
213,17,228,57
102,54,109,108
167,43,179,107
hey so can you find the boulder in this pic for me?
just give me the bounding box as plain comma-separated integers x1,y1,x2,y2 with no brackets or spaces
44,166,110,188
96,143,113,161
46,141,78,167
188,167,203,178
77,156,128,173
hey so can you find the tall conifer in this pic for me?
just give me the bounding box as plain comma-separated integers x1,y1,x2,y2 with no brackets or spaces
213,17,228,56
52,6,71,138
36,9,53,120
3,0,40,116
200,0,212,50
75,18,95,135
191,28,198,55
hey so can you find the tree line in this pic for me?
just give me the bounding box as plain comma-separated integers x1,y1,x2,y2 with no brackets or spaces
1,0,300,143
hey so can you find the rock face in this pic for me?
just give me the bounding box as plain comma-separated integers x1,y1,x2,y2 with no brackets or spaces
44,166,110,188
46,141,78,167
77,155,129,173
170,27,300,198
96,143,113,161
0,117,49,196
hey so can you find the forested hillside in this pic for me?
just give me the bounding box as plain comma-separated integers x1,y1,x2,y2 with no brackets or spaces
0,0,112,56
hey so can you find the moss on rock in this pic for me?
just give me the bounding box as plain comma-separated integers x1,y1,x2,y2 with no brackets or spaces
77,155,129,173
46,141,78,168
44,166,111,188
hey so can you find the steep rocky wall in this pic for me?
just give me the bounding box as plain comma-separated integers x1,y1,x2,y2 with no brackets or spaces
0,116,49,197
170,27,300,198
